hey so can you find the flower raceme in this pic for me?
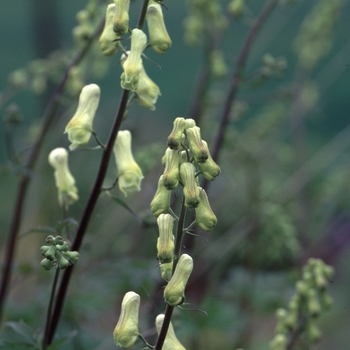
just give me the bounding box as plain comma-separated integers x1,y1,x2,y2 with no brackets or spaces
120,29,147,91
155,314,186,350
64,84,100,150
146,1,172,54
48,148,78,207
99,4,119,56
113,130,144,197
113,291,140,349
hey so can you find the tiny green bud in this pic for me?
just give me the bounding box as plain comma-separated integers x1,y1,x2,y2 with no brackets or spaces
63,251,80,265
120,29,147,91
40,258,54,271
113,130,144,197
162,148,181,190
150,175,171,216
48,148,79,207
64,84,101,150
113,0,130,36
167,117,186,150
195,187,217,231
186,126,208,163
164,254,193,306
55,251,70,269
157,214,175,264
155,314,186,350
113,291,140,349
307,289,321,317
146,2,172,54
160,262,173,281
99,4,119,56
228,0,245,18
306,322,321,343
320,290,333,309
179,162,200,208
198,140,220,181
210,50,228,78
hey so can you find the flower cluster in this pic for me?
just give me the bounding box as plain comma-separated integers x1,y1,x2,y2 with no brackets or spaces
40,235,79,270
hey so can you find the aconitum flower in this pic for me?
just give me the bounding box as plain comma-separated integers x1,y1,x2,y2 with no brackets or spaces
113,130,144,197
164,254,193,306
179,162,200,208
195,187,217,231
113,291,140,348
120,29,147,91
155,314,186,350
64,84,100,150
162,148,181,190
186,126,208,163
150,175,171,216
157,214,175,264
113,0,130,36
198,140,221,181
99,4,119,56
146,2,172,54
167,117,186,150
48,148,78,207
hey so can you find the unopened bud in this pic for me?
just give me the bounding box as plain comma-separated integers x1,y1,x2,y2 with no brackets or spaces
48,148,78,207
99,4,119,56
113,291,140,348
157,214,175,264
113,0,130,36
160,262,173,281
150,175,171,216
113,130,144,197
64,84,100,150
195,187,217,231
186,126,208,163
164,254,193,306
184,118,196,130
146,3,172,54
179,162,200,208
155,314,186,350
167,117,186,150
162,148,181,190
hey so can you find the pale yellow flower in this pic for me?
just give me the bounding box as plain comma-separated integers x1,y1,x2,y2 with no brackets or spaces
113,0,130,36
99,4,119,56
155,314,186,350
195,187,217,231
157,214,175,264
150,175,171,216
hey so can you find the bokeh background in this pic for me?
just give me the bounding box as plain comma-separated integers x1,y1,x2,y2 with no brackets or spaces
1,0,350,349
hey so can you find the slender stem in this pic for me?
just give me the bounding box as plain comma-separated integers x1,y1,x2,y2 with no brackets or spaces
43,267,60,350
0,19,104,323
286,316,307,350
154,304,174,350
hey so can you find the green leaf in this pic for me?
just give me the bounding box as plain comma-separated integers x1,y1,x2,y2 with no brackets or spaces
46,330,77,350
4,320,36,345
107,192,143,224
56,217,78,235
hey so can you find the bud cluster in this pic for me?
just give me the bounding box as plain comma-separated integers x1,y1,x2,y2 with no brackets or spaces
270,258,334,350
40,235,79,270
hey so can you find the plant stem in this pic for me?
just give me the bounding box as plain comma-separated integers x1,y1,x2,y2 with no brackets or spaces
0,19,104,323
43,267,60,350
154,304,174,350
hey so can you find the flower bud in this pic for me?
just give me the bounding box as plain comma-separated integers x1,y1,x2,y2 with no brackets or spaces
228,0,245,18
63,251,80,265
195,187,217,231
113,130,144,197
55,251,70,269
48,148,78,207
40,258,54,271
113,0,130,36
146,3,172,54
184,118,196,130
155,314,186,350
198,140,221,181
64,84,100,150
164,254,193,306
179,162,200,208
167,117,186,150
269,334,287,350
157,214,175,264
186,126,208,163
135,65,161,110
150,175,171,216
307,289,321,317
120,29,147,91
99,4,119,56
162,148,181,190
160,262,173,281
113,291,140,348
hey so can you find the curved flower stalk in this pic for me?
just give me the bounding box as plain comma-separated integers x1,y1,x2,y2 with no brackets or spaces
198,140,221,181
99,4,119,56
164,254,193,306
150,175,171,216
48,148,78,207
113,130,144,197
146,2,172,54
157,214,175,264
120,29,147,91
64,84,100,150
113,0,130,36
113,291,140,349
195,187,217,231
179,162,200,208
155,314,186,350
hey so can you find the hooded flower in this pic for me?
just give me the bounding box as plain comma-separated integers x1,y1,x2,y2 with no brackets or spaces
113,291,140,348
155,314,186,350
113,0,130,36
195,187,217,231
120,29,147,91
179,162,200,208
167,117,186,150
48,148,78,207
157,214,175,264
146,2,172,54
162,148,181,190
150,175,171,216
164,254,193,306
113,130,144,197
198,140,221,181
186,126,208,163
99,4,119,56
64,84,100,150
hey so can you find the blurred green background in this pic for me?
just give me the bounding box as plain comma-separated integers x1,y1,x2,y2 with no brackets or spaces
1,0,350,349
